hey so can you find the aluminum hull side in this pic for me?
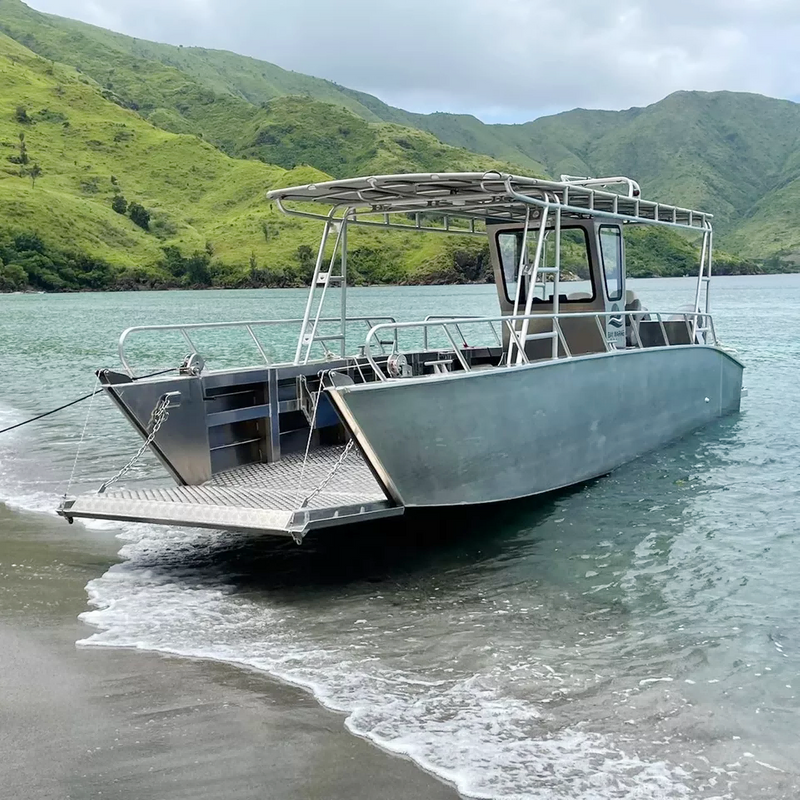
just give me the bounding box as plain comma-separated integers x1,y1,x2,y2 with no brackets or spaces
329,346,743,508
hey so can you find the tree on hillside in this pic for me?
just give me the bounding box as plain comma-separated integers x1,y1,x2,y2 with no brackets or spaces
111,195,128,214
185,252,211,285
296,244,315,283
8,133,29,166
128,202,150,230
13,233,45,253
0,261,28,292
28,163,42,189
15,106,30,124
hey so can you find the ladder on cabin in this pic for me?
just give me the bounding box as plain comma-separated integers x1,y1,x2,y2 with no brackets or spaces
691,227,713,343
295,221,348,364
508,206,563,365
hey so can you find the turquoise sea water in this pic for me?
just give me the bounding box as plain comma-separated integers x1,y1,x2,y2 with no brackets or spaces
1,276,799,799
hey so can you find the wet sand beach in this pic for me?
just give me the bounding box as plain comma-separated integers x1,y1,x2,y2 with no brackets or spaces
0,505,459,800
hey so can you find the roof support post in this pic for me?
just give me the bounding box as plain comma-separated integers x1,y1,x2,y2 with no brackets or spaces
340,217,348,358
692,225,712,343
506,205,531,366
552,204,561,360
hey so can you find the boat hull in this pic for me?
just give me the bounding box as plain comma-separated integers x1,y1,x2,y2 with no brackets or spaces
328,345,743,508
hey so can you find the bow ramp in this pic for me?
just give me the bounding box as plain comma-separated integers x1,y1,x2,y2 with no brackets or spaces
61,446,402,542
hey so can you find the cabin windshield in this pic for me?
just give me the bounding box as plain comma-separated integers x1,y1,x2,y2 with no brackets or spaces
497,226,594,304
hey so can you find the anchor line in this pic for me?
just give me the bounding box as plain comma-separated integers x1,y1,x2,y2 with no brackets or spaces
64,372,102,500
0,368,176,436
293,371,327,507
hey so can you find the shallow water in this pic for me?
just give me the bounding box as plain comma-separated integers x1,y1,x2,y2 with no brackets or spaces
1,277,799,799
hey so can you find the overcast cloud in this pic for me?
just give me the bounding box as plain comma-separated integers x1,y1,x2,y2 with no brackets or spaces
27,0,800,122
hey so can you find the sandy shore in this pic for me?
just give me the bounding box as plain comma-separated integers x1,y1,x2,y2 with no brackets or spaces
0,505,459,800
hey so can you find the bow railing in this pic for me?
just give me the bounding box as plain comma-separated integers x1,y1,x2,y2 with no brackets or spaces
118,316,397,377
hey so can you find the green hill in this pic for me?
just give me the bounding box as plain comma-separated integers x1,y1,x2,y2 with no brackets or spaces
0,32,504,291
3,0,799,256
0,0,518,180
5,0,796,261
0,0,791,293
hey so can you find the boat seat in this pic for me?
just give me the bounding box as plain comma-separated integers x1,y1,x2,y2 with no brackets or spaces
625,290,648,347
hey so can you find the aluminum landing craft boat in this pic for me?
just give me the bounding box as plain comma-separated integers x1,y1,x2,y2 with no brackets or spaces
58,172,743,542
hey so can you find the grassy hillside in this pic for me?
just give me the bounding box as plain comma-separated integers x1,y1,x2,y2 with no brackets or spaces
1,0,385,120
0,0,782,292
0,32,507,291
0,0,517,180
5,1,800,260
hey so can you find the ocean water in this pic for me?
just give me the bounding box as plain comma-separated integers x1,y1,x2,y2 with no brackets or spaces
1,277,799,799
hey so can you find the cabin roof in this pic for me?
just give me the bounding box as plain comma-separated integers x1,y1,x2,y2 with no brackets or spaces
267,172,712,233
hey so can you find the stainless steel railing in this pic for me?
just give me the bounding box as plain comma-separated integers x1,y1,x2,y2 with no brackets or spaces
364,310,717,382
118,316,397,377
422,315,502,349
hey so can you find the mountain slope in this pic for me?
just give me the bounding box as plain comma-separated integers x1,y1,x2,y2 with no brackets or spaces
0,0,790,288
0,31,503,290
6,0,799,262
0,31,297,271
0,0,517,180
0,0,383,120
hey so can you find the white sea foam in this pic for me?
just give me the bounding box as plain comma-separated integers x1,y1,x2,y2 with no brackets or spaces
0,403,53,513
0,400,112,519
78,525,693,800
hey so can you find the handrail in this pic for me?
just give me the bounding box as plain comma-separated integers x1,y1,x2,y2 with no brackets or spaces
422,315,502,349
364,310,716,381
119,316,397,377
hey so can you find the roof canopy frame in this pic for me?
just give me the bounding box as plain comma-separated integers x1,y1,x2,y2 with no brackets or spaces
267,172,713,236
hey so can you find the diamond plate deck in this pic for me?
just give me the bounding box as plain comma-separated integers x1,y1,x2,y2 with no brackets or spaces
62,447,399,537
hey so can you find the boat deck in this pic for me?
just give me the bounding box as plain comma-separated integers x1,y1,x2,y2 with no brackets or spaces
60,446,401,539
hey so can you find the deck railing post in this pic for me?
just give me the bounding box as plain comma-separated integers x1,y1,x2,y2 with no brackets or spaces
631,315,643,349
552,204,561,360
245,325,270,365
655,313,670,346
442,325,470,372
594,314,610,351
554,318,571,358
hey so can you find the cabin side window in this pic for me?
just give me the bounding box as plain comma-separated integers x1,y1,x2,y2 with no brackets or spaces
498,232,522,305
599,225,623,302
497,227,594,305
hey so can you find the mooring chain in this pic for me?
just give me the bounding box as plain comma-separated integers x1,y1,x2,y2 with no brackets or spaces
300,438,355,509
97,394,172,495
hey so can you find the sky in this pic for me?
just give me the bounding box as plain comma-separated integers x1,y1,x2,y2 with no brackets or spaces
27,0,800,124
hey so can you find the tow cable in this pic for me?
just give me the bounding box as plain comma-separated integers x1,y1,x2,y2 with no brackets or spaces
0,368,176,436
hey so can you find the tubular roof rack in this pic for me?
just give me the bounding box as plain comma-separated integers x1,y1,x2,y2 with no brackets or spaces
267,172,712,234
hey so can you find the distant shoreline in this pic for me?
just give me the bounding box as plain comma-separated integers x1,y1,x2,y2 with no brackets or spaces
2,269,796,295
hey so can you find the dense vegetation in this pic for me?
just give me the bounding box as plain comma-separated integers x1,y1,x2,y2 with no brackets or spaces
0,0,793,292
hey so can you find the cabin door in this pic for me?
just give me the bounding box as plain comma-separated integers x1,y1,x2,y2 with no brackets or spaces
598,225,625,348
